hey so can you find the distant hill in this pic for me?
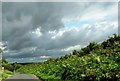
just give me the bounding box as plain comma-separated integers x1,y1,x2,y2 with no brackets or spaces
15,34,120,80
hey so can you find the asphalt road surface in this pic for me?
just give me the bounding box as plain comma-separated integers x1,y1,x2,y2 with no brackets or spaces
3,74,41,81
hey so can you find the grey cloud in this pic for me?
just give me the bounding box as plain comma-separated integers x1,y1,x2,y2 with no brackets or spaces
0,2,2,42
2,2,117,63
3,48,66,63
3,0,118,2
3,2,90,50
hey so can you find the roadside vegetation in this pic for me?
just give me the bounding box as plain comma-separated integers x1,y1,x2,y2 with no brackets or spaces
1,59,22,80
15,34,120,81
1,34,120,80
2,70,13,80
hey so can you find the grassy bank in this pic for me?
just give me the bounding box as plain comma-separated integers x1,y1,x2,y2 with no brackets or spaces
1,70,13,80
16,34,120,81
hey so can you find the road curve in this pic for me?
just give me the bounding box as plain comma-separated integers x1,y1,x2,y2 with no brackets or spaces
3,74,41,81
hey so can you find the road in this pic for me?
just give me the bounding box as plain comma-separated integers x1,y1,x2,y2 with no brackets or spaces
3,74,42,81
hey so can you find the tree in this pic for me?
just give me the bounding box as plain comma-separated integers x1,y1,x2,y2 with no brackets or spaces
87,42,97,51
73,50,77,55
2,59,8,64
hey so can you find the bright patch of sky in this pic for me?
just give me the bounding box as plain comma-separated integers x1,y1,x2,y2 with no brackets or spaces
64,20,96,27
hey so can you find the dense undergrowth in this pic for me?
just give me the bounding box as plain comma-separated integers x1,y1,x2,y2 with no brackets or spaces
2,70,13,80
15,34,120,80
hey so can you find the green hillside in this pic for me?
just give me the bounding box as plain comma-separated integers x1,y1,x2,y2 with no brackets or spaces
16,34,120,81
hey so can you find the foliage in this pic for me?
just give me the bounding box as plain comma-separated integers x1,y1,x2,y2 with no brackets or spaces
12,62,23,71
2,59,14,71
2,70,13,80
16,34,120,81
2,59,22,72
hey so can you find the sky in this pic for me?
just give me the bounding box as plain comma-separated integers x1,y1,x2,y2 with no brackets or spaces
1,1,118,63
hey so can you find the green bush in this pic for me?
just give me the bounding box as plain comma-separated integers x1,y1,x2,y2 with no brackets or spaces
16,34,120,81
2,70,13,80
2,64,14,71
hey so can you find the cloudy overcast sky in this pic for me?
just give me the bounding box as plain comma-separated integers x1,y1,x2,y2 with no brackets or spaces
1,1,118,63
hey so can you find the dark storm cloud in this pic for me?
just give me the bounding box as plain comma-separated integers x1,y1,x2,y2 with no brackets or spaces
0,2,2,42
2,2,117,63
119,2,120,34
2,2,92,50
3,2,114,50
